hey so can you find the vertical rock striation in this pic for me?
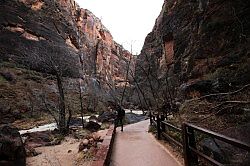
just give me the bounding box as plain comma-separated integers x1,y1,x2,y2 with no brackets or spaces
135,0,250,105
0,0,133,86
0,0,134,123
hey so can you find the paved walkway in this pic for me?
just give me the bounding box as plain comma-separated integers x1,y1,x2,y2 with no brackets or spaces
110,120,181,166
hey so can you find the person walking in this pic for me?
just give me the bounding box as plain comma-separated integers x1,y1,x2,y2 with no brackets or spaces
115,105,125,132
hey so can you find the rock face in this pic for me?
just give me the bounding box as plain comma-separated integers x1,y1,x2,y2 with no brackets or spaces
0,125,26,166
0,0,134,123
0,0,133,86
135,0,250,105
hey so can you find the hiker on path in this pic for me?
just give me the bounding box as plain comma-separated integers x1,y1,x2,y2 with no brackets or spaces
115,105,125,132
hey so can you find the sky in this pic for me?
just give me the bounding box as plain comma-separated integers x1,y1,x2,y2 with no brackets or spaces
75,0,163,55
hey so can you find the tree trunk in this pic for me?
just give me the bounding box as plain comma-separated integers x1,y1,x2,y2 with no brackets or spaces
56,73,67,134
78,81,85,128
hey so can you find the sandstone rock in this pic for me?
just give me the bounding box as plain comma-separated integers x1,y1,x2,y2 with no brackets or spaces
79,139,89,152
25,145,41,157
23,131,61,148
0,0,134,86
0,125,26,166
85,121,101,132
73,129,90,139
0,0,134,124
89,138,94,143
92,133,101,142
135,0,250,104
82,139,89,146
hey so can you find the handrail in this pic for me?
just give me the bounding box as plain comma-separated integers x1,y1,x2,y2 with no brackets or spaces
162,132,183,148
189,147,224,166
149,112,250,166
184,122,250,152
183,123,250,166
162,121,182,132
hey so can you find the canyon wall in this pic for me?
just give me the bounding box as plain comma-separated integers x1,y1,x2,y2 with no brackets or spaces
0,0,133,124
134,0,250,133
0,0,133,86
136,0,250,106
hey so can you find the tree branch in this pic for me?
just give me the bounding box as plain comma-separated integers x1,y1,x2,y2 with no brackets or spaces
187,84,250,102
197,101,250,122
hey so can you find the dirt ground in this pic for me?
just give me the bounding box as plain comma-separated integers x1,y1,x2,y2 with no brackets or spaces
27,129,108,166
27,137,89,166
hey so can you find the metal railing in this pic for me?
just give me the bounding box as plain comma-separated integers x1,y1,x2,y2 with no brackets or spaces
149,112,250,166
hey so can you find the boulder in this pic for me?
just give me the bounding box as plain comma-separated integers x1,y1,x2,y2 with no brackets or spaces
85,121,101,132
92,133,101,142
218,123,250,165
97,111,116,123
200,123,250,166
200,138,227,163
79,139,89,152
0,125,26,166
23,130,61,148
25,145,41,157
73,129,90,139
68,117,85,127
89,115,98,122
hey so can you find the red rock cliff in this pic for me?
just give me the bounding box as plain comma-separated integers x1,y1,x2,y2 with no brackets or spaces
0,0,134,87
135,0,250,105
0,0,134,123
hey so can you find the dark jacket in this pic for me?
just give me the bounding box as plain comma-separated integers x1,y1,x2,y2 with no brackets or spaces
117,106,125,118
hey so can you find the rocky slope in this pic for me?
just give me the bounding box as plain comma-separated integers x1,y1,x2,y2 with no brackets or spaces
0,0,134,124
135,0,250,130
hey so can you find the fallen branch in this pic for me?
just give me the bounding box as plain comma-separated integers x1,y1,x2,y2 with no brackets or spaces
208,100,250,112
187,84,250,102
198,101,250,122
214,105,238,116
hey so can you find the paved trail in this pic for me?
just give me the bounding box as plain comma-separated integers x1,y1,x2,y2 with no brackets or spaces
110,120,181,166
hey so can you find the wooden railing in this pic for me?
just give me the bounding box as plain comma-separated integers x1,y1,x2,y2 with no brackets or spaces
161,121,182,148
149,112,250,166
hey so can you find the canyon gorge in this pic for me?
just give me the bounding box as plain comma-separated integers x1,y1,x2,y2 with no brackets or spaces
0,0,249,165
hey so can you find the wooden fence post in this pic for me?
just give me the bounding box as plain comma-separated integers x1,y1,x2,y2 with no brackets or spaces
182,123,199,166
188,127,199,165
157,114,161,140
160,114,165,132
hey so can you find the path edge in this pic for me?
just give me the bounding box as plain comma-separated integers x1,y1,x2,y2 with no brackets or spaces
91,125,116,166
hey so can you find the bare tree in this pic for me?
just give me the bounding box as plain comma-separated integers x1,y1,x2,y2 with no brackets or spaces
78,79,85,128
34,44,79,134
